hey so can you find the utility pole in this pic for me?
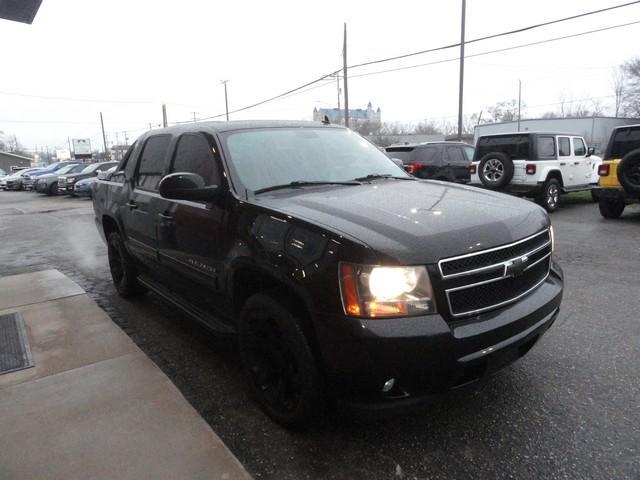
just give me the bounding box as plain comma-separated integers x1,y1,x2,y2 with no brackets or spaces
100,112,108,159
336,74,341,123
221,80,229,121
457,0,466,141
149,122,153,130
115,132,120,161
67,137,72,154
343,23,349,128
517,80,522,132
162,103,168,128
191,112,198,123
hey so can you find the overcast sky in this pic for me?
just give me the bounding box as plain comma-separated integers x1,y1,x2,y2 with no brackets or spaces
1,0,639,152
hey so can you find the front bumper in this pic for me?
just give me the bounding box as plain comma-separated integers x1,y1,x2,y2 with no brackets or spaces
317,261,563,410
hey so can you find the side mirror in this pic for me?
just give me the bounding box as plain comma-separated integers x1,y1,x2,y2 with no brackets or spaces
587,147,595,157
97,171,109,180
159,172,219,201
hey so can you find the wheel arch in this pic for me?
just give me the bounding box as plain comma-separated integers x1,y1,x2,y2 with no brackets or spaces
231,265,323,364
542,169,564,188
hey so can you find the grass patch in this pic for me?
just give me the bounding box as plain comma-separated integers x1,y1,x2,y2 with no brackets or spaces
562,190,594,204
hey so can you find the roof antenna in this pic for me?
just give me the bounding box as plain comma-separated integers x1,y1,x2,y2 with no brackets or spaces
322,115,331,125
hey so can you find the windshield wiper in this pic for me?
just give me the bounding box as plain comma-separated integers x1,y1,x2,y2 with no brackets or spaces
352,173,415,182
254,180,361,194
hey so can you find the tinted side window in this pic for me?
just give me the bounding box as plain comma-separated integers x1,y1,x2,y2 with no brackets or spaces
171,134,220,186
573,138,586,156
446,146,465,163
416,147,439,163
537,136,556,158
136,135,171,191
558,137,571,157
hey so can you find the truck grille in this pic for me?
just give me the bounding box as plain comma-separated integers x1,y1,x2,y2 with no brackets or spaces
438,229,552,318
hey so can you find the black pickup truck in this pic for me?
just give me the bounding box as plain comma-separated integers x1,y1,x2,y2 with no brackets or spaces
92,120,563,427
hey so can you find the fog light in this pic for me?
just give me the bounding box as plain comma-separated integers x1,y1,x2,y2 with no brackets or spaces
382,378,395,393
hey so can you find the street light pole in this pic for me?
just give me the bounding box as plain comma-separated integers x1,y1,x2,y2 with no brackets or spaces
221,80,229,121
457,0,466,141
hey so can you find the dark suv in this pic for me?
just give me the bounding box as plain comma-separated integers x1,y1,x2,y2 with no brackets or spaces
92,121,563,427
385,142,474,182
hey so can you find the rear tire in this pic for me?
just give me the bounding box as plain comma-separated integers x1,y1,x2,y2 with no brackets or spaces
536,178,561,212
478,152,514,189
598,197,625,219
107,232,146,298
48,183,58,196
590,189,599,202
617,148,640,195
238,294,323,428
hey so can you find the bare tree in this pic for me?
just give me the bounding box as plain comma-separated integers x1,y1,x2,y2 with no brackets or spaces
486,99,522,123
611,65,626,117
621,57,640,117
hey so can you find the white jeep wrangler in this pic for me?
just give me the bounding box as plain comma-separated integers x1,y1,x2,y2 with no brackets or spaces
469,132,601,211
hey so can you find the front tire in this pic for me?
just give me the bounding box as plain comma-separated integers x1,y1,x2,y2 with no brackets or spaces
598,197,625,219
536,178,561,212
107,232,146,298
48,183,58,196
239,294,323,428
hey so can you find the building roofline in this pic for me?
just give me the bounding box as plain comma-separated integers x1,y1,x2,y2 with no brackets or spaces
0,151,33,161
474,115,640,130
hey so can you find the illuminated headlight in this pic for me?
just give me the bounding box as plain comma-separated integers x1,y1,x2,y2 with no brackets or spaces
339,263,436,318
549,225,555,253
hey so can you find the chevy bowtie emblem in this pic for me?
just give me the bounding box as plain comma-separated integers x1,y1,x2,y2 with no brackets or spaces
505,255,529,278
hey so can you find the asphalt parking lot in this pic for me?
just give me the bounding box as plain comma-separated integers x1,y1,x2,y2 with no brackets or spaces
0,190,638,480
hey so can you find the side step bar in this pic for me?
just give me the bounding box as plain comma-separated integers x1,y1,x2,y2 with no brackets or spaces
137,275,236,335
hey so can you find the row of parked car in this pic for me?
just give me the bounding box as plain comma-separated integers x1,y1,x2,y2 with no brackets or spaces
0,160,118,196
385,125,640,217
385,132,603,213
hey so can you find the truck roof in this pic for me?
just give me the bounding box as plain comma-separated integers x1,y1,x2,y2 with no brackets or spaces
143,120,339,136
478,131,582,138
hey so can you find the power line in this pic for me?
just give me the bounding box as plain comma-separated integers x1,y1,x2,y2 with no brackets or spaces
347,0,640,70
348,20,640,79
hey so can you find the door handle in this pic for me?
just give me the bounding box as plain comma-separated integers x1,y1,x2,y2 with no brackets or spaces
126,201,138,210
559,163,566,166
573,162,580,165
158,213,173,220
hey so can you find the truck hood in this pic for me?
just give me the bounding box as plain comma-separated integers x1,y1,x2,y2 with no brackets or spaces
256,180,549,264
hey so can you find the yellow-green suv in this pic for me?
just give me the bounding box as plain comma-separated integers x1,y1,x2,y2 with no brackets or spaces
597,124,640,218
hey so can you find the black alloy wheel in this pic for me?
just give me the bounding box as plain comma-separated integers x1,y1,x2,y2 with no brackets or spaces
239,294,322,428
107,232,146,298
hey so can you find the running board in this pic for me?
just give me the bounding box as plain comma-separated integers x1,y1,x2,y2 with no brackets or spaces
137,275,236,335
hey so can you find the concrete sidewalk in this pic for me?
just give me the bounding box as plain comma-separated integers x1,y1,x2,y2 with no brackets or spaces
0,269,250,480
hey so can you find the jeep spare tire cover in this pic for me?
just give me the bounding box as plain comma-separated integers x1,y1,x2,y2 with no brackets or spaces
617,148,640,195
478,152,514,189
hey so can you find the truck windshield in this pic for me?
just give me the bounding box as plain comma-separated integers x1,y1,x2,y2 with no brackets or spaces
606,126,640,160
223,127,409,192
475,135,530,161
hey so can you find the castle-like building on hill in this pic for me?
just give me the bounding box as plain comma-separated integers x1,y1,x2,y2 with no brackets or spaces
313,102,381,124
